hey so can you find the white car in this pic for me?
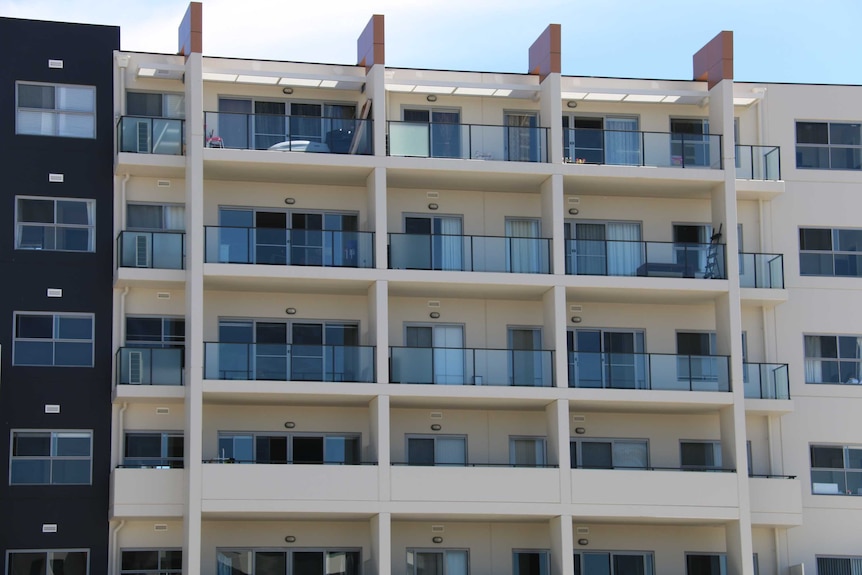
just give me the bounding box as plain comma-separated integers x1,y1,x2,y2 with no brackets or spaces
268,140,330,153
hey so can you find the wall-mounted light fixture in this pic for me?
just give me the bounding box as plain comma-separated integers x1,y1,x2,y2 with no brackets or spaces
282,87,294,95
430,312,441,319
430,424,442,431
285,536,297,543
577,539,589,546
284,422,296,429
427,95,438,103
432,537,444,544
567,101,578,108
568,208,579,215
286,308,297,315
284,198,296,205
571,316,583,324
574,427,586,435
428,203,439,210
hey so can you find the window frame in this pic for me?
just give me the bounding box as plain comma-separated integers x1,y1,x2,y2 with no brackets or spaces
126,202,186,232
796,120,862,170
573,550,655,575
513,549,550,575
9,430,94,485
799,227,862,277
16,81,96,138
405,434,468,466
126,91,185,119
119,548,182,575
815,556,862,575
123,431,184,469
15,196,96,252
407,548,470,575
216,431,362,464
509,436,548,467
216,547,362,575
6,549,90,575
571,437,650,470
125,315,186,348
810,443,862,496
13,311,95,367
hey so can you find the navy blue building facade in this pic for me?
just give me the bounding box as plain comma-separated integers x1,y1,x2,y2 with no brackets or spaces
0,17,118,575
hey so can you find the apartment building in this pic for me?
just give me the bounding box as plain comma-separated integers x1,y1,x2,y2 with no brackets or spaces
0,15,119,575
5,3,862,575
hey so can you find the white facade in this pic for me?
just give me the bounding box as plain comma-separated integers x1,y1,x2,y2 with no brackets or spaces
108,13,862,575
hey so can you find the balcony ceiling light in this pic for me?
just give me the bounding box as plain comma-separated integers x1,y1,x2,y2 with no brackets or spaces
137,67,157,77
493,89,513,97
583,92,627,102
386,84,416,92
624,94,666,103
453,87,497,96
661,95,681,103
319,80,338,88
733,97,757,106
236,74,280,85
561,92,588,100
415,85,457,94
202,72,238,82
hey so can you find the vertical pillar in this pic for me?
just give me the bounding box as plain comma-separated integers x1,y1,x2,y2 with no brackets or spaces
550,515,574,575
543,285,567,389
357,15,386,158
546,398,571,504
368,167,388,271
370,395,391,501
371,512,392,575
368,279,389,384
541,174,565,276
179,4,204,575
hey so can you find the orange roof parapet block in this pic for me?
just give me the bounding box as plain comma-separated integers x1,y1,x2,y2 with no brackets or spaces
693,30,733,89
178,2,202,56
528,24,561,81
357,14,385,70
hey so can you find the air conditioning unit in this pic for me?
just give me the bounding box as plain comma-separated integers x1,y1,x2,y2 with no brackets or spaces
127,351,144,384
136,120,151,153
134,234,150,267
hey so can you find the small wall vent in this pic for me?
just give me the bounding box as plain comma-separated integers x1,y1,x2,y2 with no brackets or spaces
48,173,64,183
567,197,580,205
427,301,441,308
431,525,445,533
48,59,64,69
44,405,61,414
47,288,63,298
156,180,171,188
156,407,170,415
576,527,590,535
156,292,171,300
154,524,169,532
426,192,440,199
42,524,58,533
430,412,444,420
572,415,586,423
569,305,583,313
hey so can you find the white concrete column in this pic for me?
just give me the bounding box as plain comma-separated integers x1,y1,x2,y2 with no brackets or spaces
543,285,567,388
365,63,387,158
368,167,388,271
368,279,389,384
539,73,563,163
371,395,391,501
541,174,565,276
550,515,574,575
371,512,392,575
183,48,205,575
546,398,571,504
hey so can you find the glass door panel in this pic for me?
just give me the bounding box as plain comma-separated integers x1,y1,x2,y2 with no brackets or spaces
433,325,465,384
506,218,541,273
255,321,288,380
568,222,607,275
291,323,323,381
432,110,461,158
254,101,286,149
505,112,539,162
293,552,325,575
217,208,254,263
291,212,324,266
604,117,640,165
217,98,251,149
255,211,288,264
509,327,542,386
218,320,253,379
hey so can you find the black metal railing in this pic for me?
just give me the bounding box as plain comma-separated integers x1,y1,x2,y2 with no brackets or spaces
389,233,551,273
117,116,184,155
387,121,549,162
567,352,731,392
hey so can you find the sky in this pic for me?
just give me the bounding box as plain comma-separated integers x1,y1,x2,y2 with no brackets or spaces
1,0,860,85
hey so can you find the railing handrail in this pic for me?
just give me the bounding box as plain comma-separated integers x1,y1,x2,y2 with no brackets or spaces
205,225,372,233
202,458,377,465
743,361,789,367
205,341,375,349
118,114,185,123
205,110,371,122
566,238,724,247
569,350,730,360
749,473,797,479
572,464,736,473
562,126,723,137
735,143,780,150
390,462,559,468
740,251,783,257
390,231,552,241
387,119,550,130
390,346,555,353
117,229,186,240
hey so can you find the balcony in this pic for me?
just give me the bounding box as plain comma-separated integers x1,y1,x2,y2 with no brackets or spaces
204,227,374,268
389,234,551,273
117,116,184,155
748,476,802,526
390,347,554,387
203,343,375,383
743,363,790,399
735,145,781,180
570,468,738,521
201,463,378,513
390,465,560,505
739,253,784,288
387,121,549,162
568,352,731,392
203,112,372,155
563,129,722,169
117,231,185,270
111,467,184,518
116,347,184,386
565,240,726,279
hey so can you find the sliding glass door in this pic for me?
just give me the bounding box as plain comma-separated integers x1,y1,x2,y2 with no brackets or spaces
505,112,540,162
404,108,461,158
506,218,542,273
566,221,642,275
406,324,465,385
404,215,464,270
569,329,646,389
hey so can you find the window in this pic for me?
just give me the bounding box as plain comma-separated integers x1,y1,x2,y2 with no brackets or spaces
402,108,462,158
120,550,182,575
16,197,95,252
571,439,649,469
127,92,185,119
124,432,184,468
127,204,185,231
562,115,639,165
10,430,93,484
217,549,360,575
13,312,94,367
126,317,185,348
800,228,862,277
7,550,89,575
406,435,467,466
804,334,862,384
216,433,361,464
810,444,862,495
514,551,549,575
681,441,722,470
670,118,711,167
817,556,862,575
510,437,547,467
686,554,726,575
408,549,468,575
16,82,96,138
574,552,654,575
676,331,718,383
796,121,862,170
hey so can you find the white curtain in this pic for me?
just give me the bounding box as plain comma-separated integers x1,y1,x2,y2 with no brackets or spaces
804,335,822,383
436,437,466,465
573,223,606,275
604,117,639,165
433,325,464,384
606,222,642,275
445,551,469,575
506,219,540,273
164,205,185,231
613,441,648,469
438,217,463,271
